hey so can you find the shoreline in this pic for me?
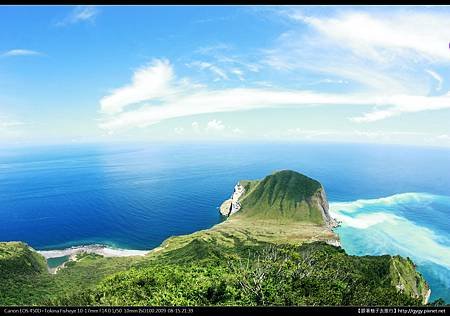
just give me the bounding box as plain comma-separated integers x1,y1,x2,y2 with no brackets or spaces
424,289,432,305
38,244,151,274
38,244,150,259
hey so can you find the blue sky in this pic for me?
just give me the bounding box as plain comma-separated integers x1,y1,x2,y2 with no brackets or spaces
1,5,450,146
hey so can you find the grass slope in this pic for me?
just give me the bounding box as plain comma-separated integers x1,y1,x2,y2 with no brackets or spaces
238,170,324,224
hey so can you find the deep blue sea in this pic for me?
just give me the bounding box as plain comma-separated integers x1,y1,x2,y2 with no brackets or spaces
0,142,449,302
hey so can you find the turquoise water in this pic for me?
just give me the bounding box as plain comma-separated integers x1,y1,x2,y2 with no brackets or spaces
47,256,70,269
0,141,449,301
330,193,450,302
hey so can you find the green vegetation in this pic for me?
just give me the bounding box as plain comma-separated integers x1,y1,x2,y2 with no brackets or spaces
0,242,47,275
0,242,145,305
0,237,430,306
238,170,324,224
0,170,433,306
0,242,50,305
389,256,429,301
237,179,260,200
33,242,426,306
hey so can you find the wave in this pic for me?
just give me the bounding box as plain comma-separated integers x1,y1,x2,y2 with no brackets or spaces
330,192,439,214
38,244,149,259
330,192,450,270
331,211,401,229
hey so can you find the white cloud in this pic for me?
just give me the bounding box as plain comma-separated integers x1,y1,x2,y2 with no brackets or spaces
350,93,450,122
188,61,229,81
253,81,274,88
98,84,370,131
102,85,450,129
351,109,395,123
231,68,244,81
209,66,228,81
57,6,99,26
195,43,232,55
0,117,24,128
425,69,443,91
264,36,425,95
289,11,450,63
98,58,450,131
0,117,25,141
265,10,450,96
286,128,338,138
232,128,243,134
192,43,261,78
191,121,200,133
206,119,225,131
100,59,174,115
73,6,98,21
216,55,261,74
174,127,184,135
437,134,450,139
246,64,260,73
1,49,42,57
264,53,294,71
0,120,25,128
312,78,349,85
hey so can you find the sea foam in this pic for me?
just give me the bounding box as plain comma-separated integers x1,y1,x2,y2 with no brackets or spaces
330,193,450,302
330,192,436,214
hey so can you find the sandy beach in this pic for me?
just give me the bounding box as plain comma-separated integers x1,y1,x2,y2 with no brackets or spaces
38,244,150,259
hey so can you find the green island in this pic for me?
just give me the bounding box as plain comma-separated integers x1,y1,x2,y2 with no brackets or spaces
0,170,437,306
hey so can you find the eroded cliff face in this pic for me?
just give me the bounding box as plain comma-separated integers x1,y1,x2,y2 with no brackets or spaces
219,183,245,216
313,187,339,230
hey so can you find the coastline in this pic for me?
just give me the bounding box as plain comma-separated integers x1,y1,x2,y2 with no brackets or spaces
424,289,432,305
38,244,150,274
38,244,150,259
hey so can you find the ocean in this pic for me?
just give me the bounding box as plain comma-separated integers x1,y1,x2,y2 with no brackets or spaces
0,141,449,302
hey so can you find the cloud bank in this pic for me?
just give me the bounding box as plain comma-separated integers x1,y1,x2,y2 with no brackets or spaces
96,9,450,135
99,57,450,131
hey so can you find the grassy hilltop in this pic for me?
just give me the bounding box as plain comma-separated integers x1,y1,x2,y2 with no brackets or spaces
238,170,324,223
0,170,432,306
